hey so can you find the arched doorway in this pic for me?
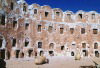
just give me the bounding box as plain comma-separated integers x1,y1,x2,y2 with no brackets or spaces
94,42,98,49
49,43,54,49
40,50,44,56
28,49,33,57
16,50,20,58
95,51,99,57
82,50,88,56
71,51,74,56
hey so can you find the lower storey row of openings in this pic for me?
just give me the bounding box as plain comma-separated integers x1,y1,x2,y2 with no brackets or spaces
0,49,99,59
70,50,99,57
37,50,100,57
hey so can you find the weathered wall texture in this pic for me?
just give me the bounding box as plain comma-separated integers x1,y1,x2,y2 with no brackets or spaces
0,0,100,59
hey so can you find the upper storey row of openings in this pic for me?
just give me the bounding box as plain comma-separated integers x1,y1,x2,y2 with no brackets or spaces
16,0,100,23
0,0,100,23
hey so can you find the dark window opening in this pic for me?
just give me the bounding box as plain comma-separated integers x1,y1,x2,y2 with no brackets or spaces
49,51,54,56
0,39,3,48
94,43,98,49
38,25,41,32
79,14,82,19
83,50,88,56
71,51,74,56
92,14,95,19
40,50,44,56
93,29,98,34
38,42,42,48
25,23,29,30
67,14,71,19
7,51,10,59
1,15,5,25
0,15,1,23
12,38,16,47
20,52,24,58
95,51,99,57
60,28,64,34
49,43,54,49
48,26,53,33
13,21,17,28
11,2,14,10
28,50,33,57
0,49,5,59
81,28,85,34
16,50,20,58
23,6,26,12
23,3,26,12
70,28,74,34
61,46,64,50
34,9,37,14
72,44,75,46
25,39,29,47
45,12,49,17
56,12,60,16
82,43,86,48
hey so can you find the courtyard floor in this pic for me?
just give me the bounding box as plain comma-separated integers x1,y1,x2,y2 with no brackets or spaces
6,56,95,68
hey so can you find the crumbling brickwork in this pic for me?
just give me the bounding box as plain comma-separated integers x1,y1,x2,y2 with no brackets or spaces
0,0,100,59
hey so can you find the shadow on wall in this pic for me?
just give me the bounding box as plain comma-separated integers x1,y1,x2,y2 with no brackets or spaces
0,58,6,68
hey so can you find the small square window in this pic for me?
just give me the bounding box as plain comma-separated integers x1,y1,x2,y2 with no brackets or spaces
38,25,41,32
67,14,71,19
23,3,26,12
81,28,85,34
70,28,74,34
25,23,29,30
94,43,98,49
60,28,64,34
11,2,14,10
38,42,42,48
61,46,64,50
56,12,60,16
79,14,82,19
48,26,53,33
34,9,37,14
92,14,95,19
49,43,54,49
72,44,75,46
71,51,74,56
0,39,3,48
82,43,86,48
45,12,49,17
25,39,29,47
1,15,5,25
12,38,16,47
13,21,17,28
93,29,98,34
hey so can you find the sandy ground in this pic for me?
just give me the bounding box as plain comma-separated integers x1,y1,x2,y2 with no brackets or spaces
6,56,95,68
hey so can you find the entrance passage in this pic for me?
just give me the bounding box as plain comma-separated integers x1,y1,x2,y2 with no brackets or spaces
83,50,88,56
95,51,99,57
16,50,20,58
0,49,5,59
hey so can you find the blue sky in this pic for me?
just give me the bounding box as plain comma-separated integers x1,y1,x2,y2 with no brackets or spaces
25,0,100,12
